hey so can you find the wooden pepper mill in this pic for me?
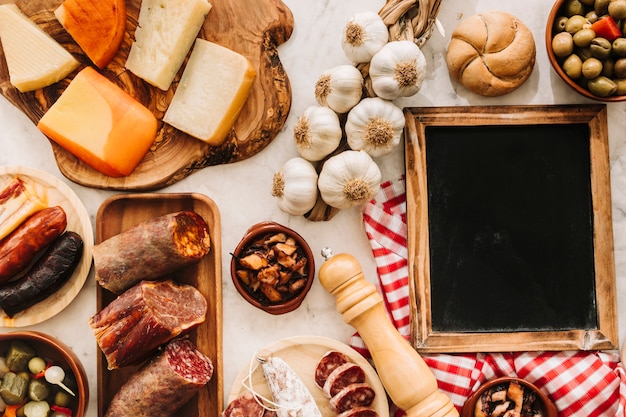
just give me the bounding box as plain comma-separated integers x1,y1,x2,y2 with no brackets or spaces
319,249,458,417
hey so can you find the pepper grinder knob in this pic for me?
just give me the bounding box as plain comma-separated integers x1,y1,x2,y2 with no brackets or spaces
319,250,458,417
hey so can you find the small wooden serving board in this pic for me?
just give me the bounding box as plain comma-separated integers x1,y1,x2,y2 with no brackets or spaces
0,0,293,190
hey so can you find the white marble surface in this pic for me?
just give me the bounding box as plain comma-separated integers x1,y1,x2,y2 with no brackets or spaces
1,0,626,415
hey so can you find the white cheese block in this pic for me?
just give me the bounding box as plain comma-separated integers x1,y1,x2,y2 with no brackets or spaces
163,39,256,145
125,0,212,91
0,4,79,92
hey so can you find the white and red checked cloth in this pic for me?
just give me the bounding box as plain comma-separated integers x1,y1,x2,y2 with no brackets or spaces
349,175,626,417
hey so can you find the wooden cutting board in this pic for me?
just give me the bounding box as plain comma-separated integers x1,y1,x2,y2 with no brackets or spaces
0,0,293,190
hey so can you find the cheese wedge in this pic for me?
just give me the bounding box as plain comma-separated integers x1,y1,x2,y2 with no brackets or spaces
0,4,79,92
125,0,212,90
163,39,256,145
54,0,127,68
37,67,158,177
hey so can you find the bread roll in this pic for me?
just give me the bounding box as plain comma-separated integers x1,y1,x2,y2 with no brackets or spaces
445,11,536,97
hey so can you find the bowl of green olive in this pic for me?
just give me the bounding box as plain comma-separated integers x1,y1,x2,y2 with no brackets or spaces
547,0,626,101
0,331,89,417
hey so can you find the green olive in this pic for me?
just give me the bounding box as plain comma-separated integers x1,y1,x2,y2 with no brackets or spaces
602,58,615,77
573,28,597,47
563,54,584,78
553,31,575,57
587,75,617,96
613,38,626,57
595,0,611,15
614,57,626,77
565,15,589,33
565,0,586,16
609,0,626,19
585,10,600,23
554,15,569,32
583,57,604,78
614,78,626,94
590,37,612,60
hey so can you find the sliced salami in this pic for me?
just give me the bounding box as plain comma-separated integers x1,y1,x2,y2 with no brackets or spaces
104,338,213,417
89,279,207,369
337,407,379,417
93,211,211,294
222,392,265,417
323,362,366,398
314,350,351,389
329,383,376,414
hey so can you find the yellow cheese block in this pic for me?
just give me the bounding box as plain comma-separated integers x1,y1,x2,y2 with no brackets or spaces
37,67,158,177
125,0,212,91
163,39,256,145
0,4,79,92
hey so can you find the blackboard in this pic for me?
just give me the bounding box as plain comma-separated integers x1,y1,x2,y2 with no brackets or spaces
404,105,618,353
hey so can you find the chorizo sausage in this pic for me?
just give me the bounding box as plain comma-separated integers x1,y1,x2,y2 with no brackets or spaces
0,177,48,241
314,350,351,389
337,407,379,417
0,206,67,284
323,362,366,398
104,338,213,417
329,383,376,414
89,279,208,369
93,211,211,294
0,231,83,317
222,392,265,417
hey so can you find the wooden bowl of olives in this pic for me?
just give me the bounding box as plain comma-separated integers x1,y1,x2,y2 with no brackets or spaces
0,331,89,417
230,221,315,315
546,0,626,101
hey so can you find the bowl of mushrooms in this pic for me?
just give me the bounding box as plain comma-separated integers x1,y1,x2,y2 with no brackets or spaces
461,377,557,417
230,221,315,315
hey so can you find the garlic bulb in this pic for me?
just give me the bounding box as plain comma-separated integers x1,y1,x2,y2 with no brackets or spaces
345,97,405,157
272,157,319,216
293,106,343,162
341,11,389,63
369,40,427,100
318,150,382,210
315,65,364,114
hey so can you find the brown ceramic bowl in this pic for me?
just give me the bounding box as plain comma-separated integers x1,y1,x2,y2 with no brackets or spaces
461,377,557,417
0,331,89,417
231,221,315,315
546,0,626,101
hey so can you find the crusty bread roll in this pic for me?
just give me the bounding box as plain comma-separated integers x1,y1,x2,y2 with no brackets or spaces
446,11,536,97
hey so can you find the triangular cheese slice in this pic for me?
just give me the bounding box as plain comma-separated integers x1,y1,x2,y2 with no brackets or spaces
0,4,79,92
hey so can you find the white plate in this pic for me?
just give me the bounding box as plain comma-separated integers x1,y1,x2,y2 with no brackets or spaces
229,335,389,417
0,166,93,327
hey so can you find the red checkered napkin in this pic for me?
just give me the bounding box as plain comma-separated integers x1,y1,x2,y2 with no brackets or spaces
351,176,626,417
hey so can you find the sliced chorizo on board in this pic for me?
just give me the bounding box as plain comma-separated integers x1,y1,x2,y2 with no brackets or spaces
92,210,211,294
89,279,208,369
104,338,213,417
222,392,266,417
314,350,351,389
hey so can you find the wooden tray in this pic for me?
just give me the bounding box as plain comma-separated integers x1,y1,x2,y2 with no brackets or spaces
228,335,389,417
0,166,93,328
95,193,223,417
0,0,293,190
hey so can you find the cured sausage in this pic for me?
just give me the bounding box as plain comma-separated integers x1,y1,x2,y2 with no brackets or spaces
323,362,366,398
222,392,265,417
89,279,207,369
0,176,47,241
329,383,376,414
104,338,213,417
0,206,67,284
0,231,83,317
93,211,211,294
314,350,350,389
337,407,379,417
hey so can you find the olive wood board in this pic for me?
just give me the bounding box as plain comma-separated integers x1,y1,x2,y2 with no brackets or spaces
95,193,223,417
0,0,293,190
0,165,93,328
404,104,618,353
228,335,389,417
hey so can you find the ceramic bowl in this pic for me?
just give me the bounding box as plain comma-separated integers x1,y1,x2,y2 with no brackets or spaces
0,331,89,417
231,221,315,315
546,0,626,101
461,377,557,417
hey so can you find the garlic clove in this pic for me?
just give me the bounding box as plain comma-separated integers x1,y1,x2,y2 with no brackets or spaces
341,11,389,63
293,105,343,162
314,65,364,114
272,157,319,216
370,40,427,100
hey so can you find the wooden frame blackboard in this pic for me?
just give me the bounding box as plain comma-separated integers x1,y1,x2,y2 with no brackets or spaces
404,105,618,353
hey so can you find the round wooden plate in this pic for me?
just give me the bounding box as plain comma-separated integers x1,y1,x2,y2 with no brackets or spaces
0,166,93,327
229,335,389,417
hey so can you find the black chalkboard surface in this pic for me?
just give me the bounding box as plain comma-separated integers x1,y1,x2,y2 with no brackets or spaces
404,105,618,353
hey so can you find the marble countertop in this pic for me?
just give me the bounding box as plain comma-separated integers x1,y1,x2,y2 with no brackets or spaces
1,0,626,415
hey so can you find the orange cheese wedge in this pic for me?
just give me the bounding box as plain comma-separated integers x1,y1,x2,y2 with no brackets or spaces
54,0,126,68
37,67,157,177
